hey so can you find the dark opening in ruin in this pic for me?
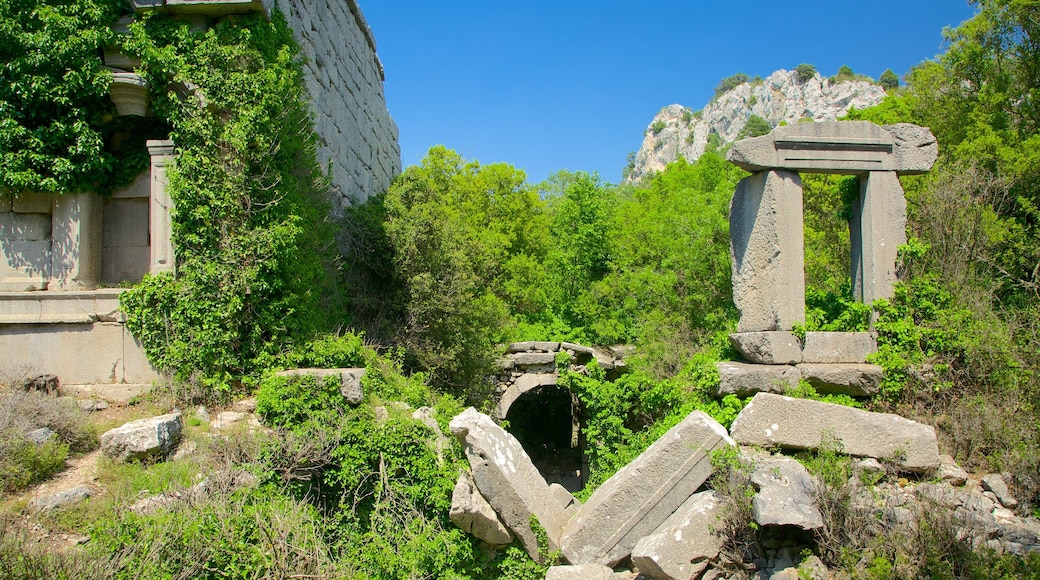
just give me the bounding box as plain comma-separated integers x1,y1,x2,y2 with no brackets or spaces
505,385,585,492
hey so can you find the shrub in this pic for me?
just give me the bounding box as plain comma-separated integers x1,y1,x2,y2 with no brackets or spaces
879,68,900,89
0,389,96,492
795,63,817,82
737,114,771,139
649,119,667,135
714,72,750,97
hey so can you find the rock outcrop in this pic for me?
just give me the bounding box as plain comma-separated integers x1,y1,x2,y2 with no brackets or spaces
626,69,887,182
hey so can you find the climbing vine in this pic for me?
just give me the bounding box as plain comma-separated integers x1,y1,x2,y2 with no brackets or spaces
119,11,342,386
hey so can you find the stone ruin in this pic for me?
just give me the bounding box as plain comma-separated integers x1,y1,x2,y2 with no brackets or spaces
720,120,937,397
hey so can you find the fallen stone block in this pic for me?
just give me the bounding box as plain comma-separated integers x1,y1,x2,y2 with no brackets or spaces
982,474,1018,508
729,393,939,472
631,490,722,580
801,332,877,363
101,412,183,462
29,485,92,512
545,563,619,580
549,482,581,520
560,411,734,566
729,331,803,365
717,362,800,397
511,352,557,367
747,451,822,530
274,368,365,405
449,408,565,562
937,454,968,486
449,471,514,546
797,363,882,397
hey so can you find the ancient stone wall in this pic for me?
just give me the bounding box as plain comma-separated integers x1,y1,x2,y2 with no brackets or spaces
263,0,401,213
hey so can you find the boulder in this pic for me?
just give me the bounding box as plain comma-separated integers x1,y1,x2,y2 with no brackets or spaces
937,454,968,486
77,399,109,412
716,362,800,397
412,406,449,463
747,452,823,530
631,491,722,580
801,332,877,364
274,368,365,405
729,331,803,365
982,474,1018,509
29,485,92,512
560,411,734,566
25,427,56,445
449,471,514,546
449,408,566,561
796,363,882,397
729,393,939,472
101,412,183,462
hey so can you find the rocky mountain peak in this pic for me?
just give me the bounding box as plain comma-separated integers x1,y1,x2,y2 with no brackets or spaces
625,69,888,182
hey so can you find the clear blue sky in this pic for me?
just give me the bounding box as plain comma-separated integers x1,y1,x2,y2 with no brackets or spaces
361,1,979,185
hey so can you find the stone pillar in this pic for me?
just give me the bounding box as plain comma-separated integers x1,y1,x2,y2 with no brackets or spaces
147,140,176,274
850,171,906,304
50,193,102,290
729,170,805,332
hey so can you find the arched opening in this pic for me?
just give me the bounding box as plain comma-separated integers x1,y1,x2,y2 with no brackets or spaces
505,385,585,492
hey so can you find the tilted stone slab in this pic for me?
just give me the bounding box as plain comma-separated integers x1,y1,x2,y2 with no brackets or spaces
550,482,581,520
631,491,722,580
717,362,800,397
797,363,882,397
726,121,937,175
101,412,182,462
560,411,734,566
449,471,514,546
746,451,823,530
730,170,805,332
449,408,566,562
729,393,939,472
729,331,803,365
801,332,877,363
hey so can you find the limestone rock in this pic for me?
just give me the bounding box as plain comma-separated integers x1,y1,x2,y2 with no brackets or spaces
29,485,92,512
545,564,619,580
801,332,877,363
747,452,823,530
730,169,805,333
560,411,734,566
25,427,56,444
885,123,939,174
631,491,722,580
211,411,248,430
796,363,882,397
729,393,939,472
77,399,109,412
231,397,257,413
937,454,968,486
982,474,1018,508
717,362,800,397
449,471,514,546
101,412,183,462
549,483,581,519
449,408,565,561
729,331,803,364
274,368,365,405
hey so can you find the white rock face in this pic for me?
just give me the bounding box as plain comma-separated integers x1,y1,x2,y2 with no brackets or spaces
100,412,183,462
626,69,887,182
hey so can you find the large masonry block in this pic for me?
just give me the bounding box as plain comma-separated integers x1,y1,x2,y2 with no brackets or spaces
716,361,800,397
802,331,877,363
730,331,803,364
851,171,907,304
560,411,734,566
51,192,102,290
730,169,805,332
631,491,723,580
797,363,883,397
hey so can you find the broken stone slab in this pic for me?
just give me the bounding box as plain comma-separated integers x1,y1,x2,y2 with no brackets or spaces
560,411,734,566
982,474,1018,509
449,471,514,546
937,454,969,486
210,411,261,431
801,332,877,363
101,412,183,462
549,483,581,520
449,408,566,562
561,342,596,357
631,490,722,580
746,452,823,530
274,368,365,405
545,564,623,580
729,393,939,472
717,362,800,397
727,121,937,175
29,485,92,512
796,363,883,397
729,332,803,365
507,341,560,353
730,169,805,333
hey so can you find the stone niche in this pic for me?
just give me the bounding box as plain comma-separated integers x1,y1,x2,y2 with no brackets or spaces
722,121,936,394
0,140,176,386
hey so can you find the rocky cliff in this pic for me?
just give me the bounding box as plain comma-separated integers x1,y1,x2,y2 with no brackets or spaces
625,69,887,182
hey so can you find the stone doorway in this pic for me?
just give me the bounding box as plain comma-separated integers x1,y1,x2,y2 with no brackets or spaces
504,385,585,493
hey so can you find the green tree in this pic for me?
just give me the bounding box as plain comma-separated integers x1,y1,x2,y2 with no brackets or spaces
737,114,771,139
714,72,750,97
879,68,900,89
795,63,817,82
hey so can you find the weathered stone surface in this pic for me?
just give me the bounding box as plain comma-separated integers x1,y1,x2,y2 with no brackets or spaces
717,362,800,397
449,471,514,546
729,331,802,364
797,363,883,397
801,332,877,363
560,411,734,566
25,427,56,444
982,474,1018,508
274,368,365,405
747,452,823,530
730,170,805,332
449,408,565,561
550,482,581,519
885,123,939,174
101,412,182,462
211,411,261,431
29,485,92,512
851,171,907,305
507,341,560,353
730,393,939,472
937,454,968,486
511,352,556,367
231,397,257,413
631,491,722,580
545,564,618,580
78,399,109,412
495,373,557,419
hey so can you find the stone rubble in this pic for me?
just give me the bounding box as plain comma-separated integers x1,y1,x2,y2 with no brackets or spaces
747,452,823,531
448,471,515,546
630,491,723,580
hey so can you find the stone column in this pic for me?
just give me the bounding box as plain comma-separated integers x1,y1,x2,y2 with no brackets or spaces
850,171,907,304
729,170,805,332
147,140,176,274
50,193,102,290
